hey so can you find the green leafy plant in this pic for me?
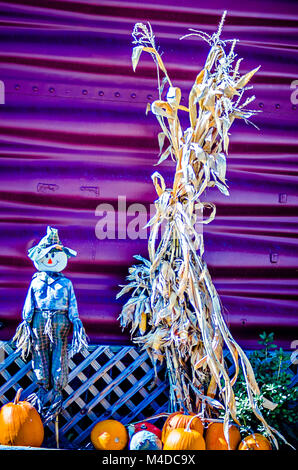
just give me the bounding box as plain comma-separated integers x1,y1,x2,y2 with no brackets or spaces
228,332,297,448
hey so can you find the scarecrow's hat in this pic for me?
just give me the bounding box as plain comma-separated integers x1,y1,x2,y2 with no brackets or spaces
28,226,77,261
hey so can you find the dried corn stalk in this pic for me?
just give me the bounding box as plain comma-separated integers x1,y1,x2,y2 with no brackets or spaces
118,12,289,449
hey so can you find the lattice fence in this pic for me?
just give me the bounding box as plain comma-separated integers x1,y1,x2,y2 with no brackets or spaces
0,340,296,449
0,341,169,449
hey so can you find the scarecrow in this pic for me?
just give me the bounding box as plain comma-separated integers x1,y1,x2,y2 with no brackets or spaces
13,226,88,421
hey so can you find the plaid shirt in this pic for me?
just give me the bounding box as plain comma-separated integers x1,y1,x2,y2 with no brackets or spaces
22,271,79,323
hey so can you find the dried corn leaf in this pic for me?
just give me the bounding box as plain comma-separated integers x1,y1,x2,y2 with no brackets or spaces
235,66,261,90
132,45,144,72
155,145,172,165
142,46,168,75
151,170,166,196
157,131,166,154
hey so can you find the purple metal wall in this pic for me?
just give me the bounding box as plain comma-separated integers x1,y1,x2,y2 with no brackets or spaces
0,1,297,349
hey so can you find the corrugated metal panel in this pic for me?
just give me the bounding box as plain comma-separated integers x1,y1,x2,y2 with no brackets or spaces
0,1,297,348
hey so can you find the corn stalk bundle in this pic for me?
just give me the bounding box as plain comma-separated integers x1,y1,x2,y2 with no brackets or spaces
118,12,289,449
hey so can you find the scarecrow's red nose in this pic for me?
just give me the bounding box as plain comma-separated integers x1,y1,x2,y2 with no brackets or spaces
48,258,53,264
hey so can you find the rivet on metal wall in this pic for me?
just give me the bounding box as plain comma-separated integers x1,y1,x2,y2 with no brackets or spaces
270,253,279,263
241,319,247,326
82,89,88,95
275,103,280,109
147,94,153,100
292,104,297,110
32,86,38,92
279,193,287,203
115,91,120,97
15,84,20,90
49,87,55,93
259,102,264,108
131,93,136,99
98,91,104,96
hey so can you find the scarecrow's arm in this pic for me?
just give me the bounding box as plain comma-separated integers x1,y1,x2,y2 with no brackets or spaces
67,279,88,355
12,281,35,358
22,282,35,322
67,280,79,322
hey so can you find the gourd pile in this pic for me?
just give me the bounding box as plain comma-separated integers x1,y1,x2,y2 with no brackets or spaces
89,415,273,451
0,392,273,450
117,12,287,450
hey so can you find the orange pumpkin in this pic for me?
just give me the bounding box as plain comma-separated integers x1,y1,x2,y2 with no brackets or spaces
205,422,241,450
0,388,44,447
91,419,128,450
238,433,272,450
163,428,206,450
161,411,204,442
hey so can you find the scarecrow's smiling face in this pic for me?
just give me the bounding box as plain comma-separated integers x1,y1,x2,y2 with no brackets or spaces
34,248,68,272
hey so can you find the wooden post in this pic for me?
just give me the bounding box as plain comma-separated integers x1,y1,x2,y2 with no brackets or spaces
55,415,59,449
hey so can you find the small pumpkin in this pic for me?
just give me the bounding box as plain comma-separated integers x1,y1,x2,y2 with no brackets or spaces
161,411,204,442
91,419,128,450
129,430,162,450
163,428,206,450
238,433,272,450
0,388,44,447
205,422,241,450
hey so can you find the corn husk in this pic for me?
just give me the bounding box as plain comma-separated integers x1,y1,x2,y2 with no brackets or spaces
118,13,291,450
